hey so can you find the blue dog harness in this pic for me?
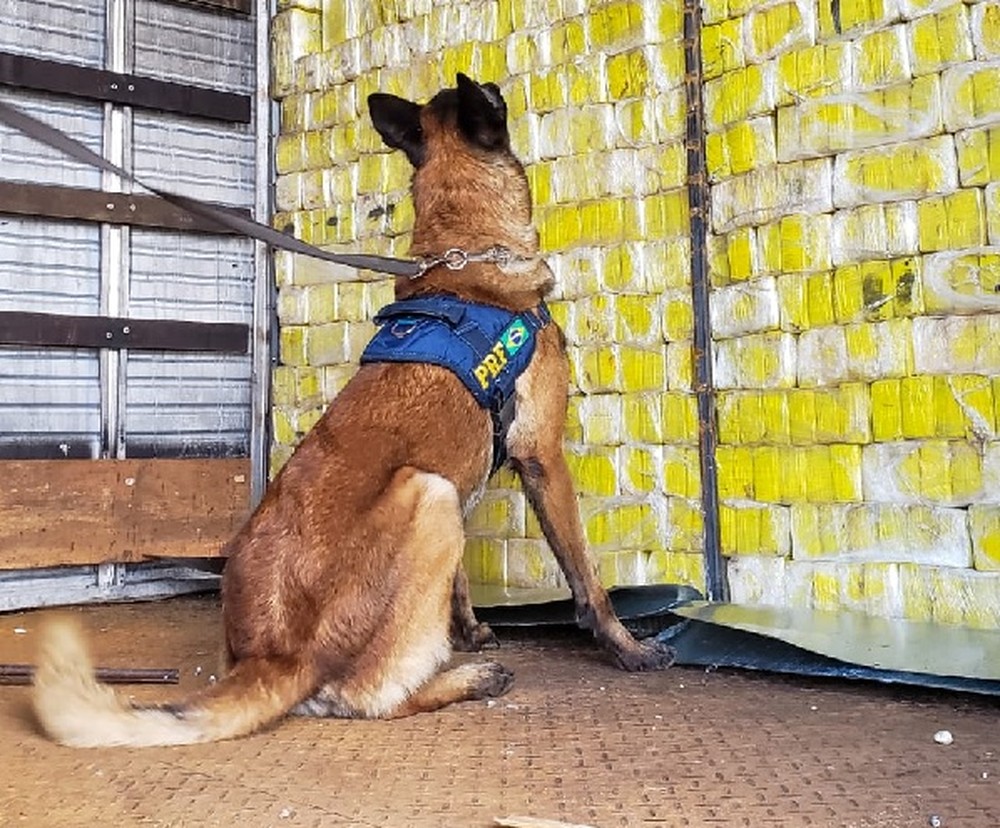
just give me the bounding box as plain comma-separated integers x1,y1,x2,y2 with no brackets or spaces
360,294,552,474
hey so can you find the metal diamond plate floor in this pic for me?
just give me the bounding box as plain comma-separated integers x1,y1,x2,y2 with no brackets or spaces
1,595,997,827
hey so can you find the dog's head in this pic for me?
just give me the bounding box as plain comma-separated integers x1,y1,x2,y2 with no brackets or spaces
367,74,552,305
368,73,513,171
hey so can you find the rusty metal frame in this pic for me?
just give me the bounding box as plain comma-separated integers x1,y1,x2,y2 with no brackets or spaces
683,0,728,602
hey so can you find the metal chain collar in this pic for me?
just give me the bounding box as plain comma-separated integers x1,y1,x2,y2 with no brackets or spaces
414,245,534,279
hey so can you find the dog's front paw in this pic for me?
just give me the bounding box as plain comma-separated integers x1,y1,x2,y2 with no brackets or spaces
451,620,499,652
612,638,676,672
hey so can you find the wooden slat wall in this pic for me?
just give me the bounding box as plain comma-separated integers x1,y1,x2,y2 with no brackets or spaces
0,459,251,569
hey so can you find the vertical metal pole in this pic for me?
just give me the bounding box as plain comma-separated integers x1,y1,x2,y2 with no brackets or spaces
250,0,276,505
683,0,728,602
98,0,135,588
100,0,134,462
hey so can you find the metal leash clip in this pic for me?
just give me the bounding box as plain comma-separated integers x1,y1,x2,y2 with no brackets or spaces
414,245,522,279
483,245,513,267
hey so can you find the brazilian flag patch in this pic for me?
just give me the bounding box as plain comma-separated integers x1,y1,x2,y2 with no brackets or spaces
500,318,529,355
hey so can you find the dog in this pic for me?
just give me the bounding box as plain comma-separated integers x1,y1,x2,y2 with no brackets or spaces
31,73,675,748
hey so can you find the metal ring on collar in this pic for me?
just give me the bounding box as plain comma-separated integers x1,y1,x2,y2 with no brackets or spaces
442,248,469,269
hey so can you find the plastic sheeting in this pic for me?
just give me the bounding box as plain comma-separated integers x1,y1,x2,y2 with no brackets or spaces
473,584,1000,696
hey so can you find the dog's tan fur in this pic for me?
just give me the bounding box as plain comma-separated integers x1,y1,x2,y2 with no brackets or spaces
32,74,674,748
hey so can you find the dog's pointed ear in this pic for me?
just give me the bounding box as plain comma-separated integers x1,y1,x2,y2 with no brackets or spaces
455,73,508,151
368,93,425,167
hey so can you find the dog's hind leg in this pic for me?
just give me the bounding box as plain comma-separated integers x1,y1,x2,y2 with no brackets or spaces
296,468,513,719
295,660,513,719
386,660,513,717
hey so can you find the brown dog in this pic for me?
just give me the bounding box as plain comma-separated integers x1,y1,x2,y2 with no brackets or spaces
32,74,674,748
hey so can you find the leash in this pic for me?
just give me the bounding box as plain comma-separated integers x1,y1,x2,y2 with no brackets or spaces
1,99,550,476
0,98,427,278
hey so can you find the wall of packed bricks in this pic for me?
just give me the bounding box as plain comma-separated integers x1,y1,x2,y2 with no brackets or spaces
269,0,1000,629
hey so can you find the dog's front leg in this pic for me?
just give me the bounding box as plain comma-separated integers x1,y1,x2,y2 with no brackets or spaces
512,451,675,671
449,565,498,651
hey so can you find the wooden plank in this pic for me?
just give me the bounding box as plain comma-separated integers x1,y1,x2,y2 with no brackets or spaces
0,181,247,234
0,459,252,569
0,311,249,354
0,52,251,123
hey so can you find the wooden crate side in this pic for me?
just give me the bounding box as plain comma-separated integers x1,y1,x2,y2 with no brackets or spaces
0,458,251,569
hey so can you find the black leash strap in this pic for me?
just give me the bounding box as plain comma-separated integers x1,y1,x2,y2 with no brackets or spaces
0,98,422,278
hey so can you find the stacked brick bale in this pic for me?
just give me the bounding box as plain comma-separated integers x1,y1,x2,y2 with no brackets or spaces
268,0,702,593
269,0,1000,627
704,0,1000,627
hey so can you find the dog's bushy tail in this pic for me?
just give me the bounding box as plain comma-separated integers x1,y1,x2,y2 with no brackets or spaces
32,616,318,748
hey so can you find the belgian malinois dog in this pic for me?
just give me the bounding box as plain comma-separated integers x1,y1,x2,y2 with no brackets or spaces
32,74,674,747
